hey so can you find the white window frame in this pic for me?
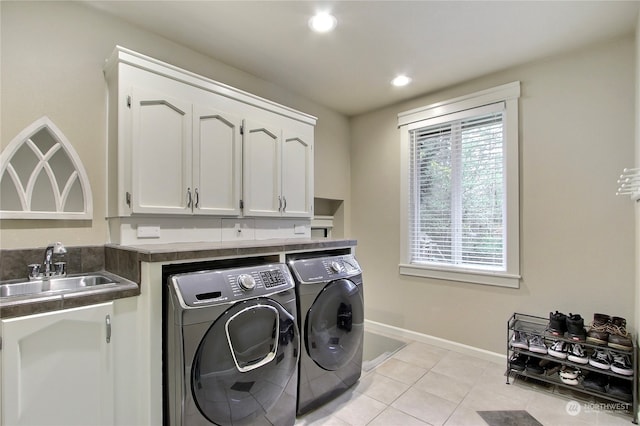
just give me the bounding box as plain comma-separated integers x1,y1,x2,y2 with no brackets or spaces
398,82,521,288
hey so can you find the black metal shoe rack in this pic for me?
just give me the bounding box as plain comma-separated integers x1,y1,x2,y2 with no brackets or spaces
506,312,638,423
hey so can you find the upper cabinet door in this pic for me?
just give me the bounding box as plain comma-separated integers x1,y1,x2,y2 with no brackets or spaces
281,131,313,218
130,87,192,215
193,105,242,216
243,120,281,216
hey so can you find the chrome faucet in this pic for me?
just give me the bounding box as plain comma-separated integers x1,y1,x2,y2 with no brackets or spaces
29,242,67,280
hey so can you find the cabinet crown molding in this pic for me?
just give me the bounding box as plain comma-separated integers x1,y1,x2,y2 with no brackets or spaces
104,45,317,126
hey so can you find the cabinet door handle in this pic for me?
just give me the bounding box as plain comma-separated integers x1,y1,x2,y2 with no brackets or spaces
186,188,192,208
282,196,287,212
194,188,199,209
105,314,111,344
278,196,282,212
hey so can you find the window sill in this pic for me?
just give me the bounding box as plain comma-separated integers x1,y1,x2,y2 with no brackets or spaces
399,263,520,288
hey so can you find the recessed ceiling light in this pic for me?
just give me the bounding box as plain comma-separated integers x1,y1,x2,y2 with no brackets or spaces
309,12,337,33
391,75,412,87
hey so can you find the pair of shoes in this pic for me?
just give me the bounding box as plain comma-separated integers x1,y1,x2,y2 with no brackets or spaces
549,341,587,362
559,366,580,385
510,331,547,354
588,348,632,375
567,343,588,364
586,314,633,351
548,311,586,341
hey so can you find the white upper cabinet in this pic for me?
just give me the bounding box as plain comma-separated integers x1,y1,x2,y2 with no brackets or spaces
243,120,281,216
281,129,313,217
243,122,314,218
104,46,315,220
131,87,192,214
193,105,242,215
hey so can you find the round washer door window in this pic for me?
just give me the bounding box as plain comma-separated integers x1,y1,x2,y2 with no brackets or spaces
191,298,299,425
306,279,364,371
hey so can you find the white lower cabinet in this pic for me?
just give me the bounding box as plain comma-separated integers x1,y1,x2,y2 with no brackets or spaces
1,302,114,426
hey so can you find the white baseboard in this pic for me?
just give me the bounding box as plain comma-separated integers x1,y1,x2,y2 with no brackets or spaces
364,319,505,366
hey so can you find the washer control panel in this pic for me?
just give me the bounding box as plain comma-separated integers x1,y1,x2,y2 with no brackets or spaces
171,263,294,307
288,254,361,284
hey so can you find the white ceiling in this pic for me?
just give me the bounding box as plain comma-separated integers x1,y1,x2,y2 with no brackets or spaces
85,1,639,116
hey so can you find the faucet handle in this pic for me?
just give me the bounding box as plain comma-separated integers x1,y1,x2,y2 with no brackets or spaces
54,262,67,276
53,262,67,276
27,264,41,280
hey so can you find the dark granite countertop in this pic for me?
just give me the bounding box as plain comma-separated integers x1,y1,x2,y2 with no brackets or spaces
1,239,355,318
106,238,357,262
104,238,357,283
0,271,140,319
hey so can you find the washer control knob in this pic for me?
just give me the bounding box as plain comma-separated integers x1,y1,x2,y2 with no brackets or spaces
237,274,256,290
330,261,343,273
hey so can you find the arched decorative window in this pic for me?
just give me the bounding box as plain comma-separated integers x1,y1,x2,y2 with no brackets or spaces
0,117,93,219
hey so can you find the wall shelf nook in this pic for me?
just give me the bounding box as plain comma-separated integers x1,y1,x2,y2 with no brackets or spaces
0,117,93,219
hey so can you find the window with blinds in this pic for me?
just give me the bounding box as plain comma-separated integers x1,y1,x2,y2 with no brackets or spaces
399,82,520,287
409,109,505,270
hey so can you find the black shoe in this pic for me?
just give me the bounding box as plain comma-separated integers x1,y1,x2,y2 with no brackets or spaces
566,313,586,342
525,357,544,374
549,311,568,336
583,372,608,392
509,353,526,371
607,377,633,402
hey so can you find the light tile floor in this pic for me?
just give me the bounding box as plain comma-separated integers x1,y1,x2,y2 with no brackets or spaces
295,337,635,426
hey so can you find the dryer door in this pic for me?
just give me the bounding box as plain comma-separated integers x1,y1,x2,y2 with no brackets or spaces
306,279,364,371
190,298,299,425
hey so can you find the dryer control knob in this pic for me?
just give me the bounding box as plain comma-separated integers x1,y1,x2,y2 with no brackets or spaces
330,261,343,273
237,274,256,290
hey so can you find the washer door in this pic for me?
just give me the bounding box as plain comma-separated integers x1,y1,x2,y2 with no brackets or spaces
306,279,364,371
191,298,298,425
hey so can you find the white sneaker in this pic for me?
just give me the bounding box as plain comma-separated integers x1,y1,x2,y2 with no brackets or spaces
528,335,547,354
611,353,633,376
559,366,580,385
510,331,528,349
567,343,588,364
560,366,580,379
589,349,611,370
548,340,567,359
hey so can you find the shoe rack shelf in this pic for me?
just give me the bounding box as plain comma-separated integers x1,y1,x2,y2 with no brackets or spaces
506,312,638,423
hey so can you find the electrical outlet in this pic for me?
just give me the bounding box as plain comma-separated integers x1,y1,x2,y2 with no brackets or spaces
137,226,160,238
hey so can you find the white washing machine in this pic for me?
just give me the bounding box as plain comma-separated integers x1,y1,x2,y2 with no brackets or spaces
166,263,299,425
288,253,364,415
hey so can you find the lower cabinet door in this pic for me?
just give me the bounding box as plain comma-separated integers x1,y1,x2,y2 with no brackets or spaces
1,302,114,426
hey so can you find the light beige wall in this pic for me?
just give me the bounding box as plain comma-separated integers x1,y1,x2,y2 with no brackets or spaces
0,1,351,249
635,12,640,347
351,35,636,354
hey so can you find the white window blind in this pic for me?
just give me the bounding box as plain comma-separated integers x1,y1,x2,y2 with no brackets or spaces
399,82,520,287
409,107,505,271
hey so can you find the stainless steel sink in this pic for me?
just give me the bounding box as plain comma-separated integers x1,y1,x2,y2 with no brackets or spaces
0,273,118,298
